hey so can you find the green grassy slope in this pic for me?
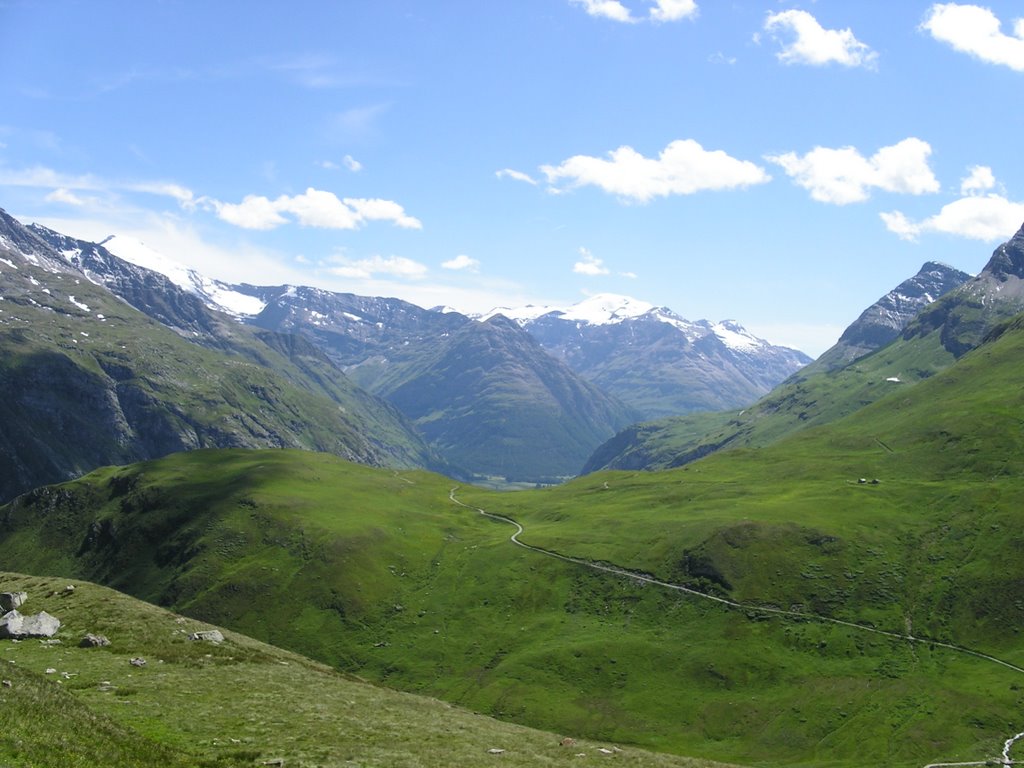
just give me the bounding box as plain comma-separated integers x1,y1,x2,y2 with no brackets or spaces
3,317,1024,767
0,573,736,768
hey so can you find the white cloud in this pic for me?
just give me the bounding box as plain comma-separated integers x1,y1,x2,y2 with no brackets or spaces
127,181,197,208
573,247,611,276
766,138,939,205
442,254,480,271
214,194,292,230
344,197,422,229
922,3,1024,72
573,0,633,23
328,254,429,280
649,0,698,23
619,270,638,279
496,168,539,185
212,188,421,231
881,195,1024,242
542,139,770,203
44,188,87,206
570,0,697,24
961,165,997,195
764,10,878,68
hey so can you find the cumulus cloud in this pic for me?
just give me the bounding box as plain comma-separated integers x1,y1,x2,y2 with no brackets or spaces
328,254,429,280
573,247,611,276
649,0,698,22
570,0,697,24
343,155,363,172
766,138,940,205
542,139,770,203
442,254,480,271
496,168,538,185
882,166,1024,242
961,165,997,195
922,3,1024,71
764,10,878,68
211,188,422,231
881,196,1024,242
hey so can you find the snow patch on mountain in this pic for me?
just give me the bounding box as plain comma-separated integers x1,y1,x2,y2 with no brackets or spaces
100,235,266,317
480,293,777,350
481,293,667,325
711,320,763,352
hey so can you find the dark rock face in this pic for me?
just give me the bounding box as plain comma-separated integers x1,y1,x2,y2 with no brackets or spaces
0,592,27,612
986,221,1024,281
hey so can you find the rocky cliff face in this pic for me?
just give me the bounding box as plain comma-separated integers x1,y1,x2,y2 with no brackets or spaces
815,261,971,370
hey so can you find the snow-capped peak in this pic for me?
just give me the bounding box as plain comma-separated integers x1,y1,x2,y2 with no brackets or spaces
558,293,656,324
711,320,763,352
100,235,266,317
479,293,664,326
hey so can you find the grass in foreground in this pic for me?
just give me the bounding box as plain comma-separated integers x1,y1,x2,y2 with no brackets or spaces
0,572,741,768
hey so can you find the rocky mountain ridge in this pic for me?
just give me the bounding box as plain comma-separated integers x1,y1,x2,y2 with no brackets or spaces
0,208,442,501
98,236,811,421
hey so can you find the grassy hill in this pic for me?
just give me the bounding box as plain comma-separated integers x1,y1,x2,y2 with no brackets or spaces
0,572,736,768
3,316,1024,766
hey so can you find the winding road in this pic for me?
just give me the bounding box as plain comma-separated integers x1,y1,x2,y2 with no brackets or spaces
448,487,1024,767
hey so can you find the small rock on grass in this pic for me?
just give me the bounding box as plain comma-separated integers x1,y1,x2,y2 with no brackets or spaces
79,633,111,648
188,630,224,644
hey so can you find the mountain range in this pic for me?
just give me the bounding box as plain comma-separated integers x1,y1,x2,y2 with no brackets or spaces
584,223,1024,473
478,293,811,418
0,210,809,486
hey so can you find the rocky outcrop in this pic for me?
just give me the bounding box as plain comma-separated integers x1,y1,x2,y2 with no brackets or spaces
79,633,111,648
0,609,61,639
0,592,27,612
188,629,224,644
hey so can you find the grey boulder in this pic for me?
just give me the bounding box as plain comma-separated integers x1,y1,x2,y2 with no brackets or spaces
0,610,61,639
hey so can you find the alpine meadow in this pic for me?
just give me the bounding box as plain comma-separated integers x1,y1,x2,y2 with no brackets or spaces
3,2,1024,767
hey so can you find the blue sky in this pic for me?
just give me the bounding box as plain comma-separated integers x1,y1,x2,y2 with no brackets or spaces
1,0,1023,355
